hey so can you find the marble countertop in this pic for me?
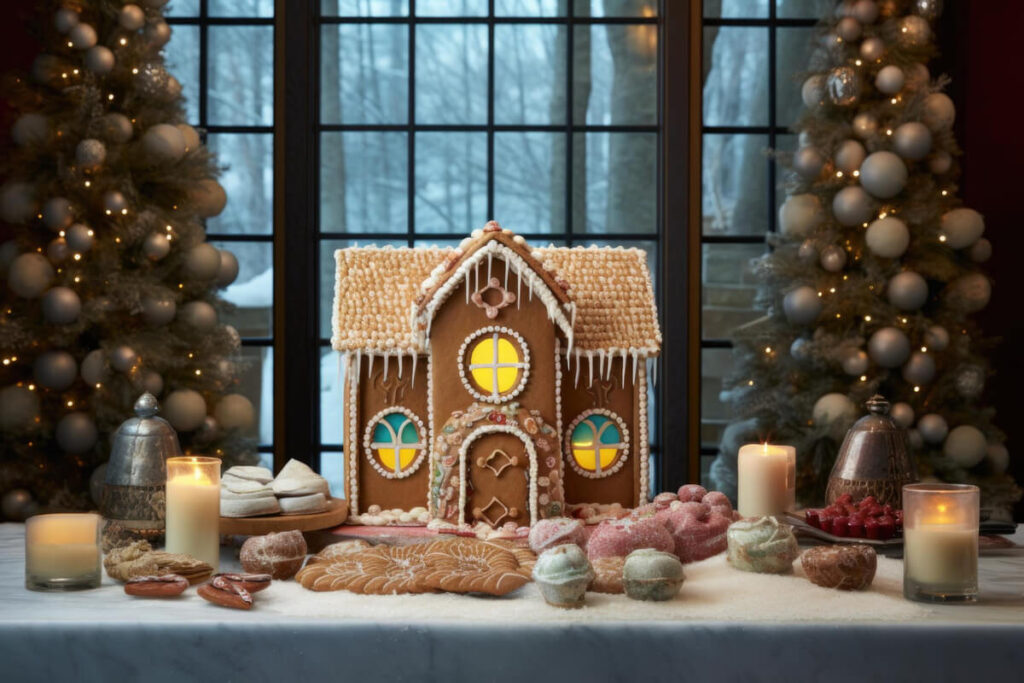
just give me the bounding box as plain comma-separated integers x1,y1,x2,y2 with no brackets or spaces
2,523,1022,682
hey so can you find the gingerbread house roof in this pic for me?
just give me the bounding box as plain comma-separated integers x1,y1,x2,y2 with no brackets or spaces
331,226,662,357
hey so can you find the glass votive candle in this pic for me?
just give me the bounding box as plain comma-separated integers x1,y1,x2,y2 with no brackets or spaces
25,513,102,592
165,456,221,570
902,483,979,603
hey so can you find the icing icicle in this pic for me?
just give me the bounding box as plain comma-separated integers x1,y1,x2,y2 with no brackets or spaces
411,352,418,387
367,353,375,380
574,349,582,388
588,352,594,386
397,352,403,379
487,251,493,281
516,266,522,309
631,350,639,384
383,353,390,381
621,348,627,386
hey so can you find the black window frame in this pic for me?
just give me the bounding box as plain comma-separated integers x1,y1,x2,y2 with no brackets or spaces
697,5,818,478
274,0,690,493
166,1,276,465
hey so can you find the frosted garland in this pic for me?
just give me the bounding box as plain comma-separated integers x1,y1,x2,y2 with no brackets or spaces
457,326,531,404
638,363,650,504
347,352,360,515
457,424,539,526
563,408,630,479
362,406,427,480
425,351,436,517
553,340,566,504
412,240,576,352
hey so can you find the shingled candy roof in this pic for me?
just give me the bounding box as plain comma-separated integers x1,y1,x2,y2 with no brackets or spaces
331,226,662,356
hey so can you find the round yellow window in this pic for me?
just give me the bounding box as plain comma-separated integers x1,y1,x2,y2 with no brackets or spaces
461,328,530,403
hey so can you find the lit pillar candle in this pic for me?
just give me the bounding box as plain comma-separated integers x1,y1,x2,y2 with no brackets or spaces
737,442,796,518
165,456,220,570
903,483,979,603
25,513,101,592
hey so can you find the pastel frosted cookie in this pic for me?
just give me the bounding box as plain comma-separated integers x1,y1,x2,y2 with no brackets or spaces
727,516,798,574
223,466,273,484
278,492,328,515
532,544,594,608
622,548,685,601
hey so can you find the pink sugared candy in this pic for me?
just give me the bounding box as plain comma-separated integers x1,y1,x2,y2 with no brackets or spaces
586,516,674,560
654,486,733,563
528,518,587,554
677,484,708,503
652,492,678,510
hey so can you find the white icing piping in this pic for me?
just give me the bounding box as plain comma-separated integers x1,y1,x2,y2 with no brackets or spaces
553,339,565,506
347,352,359,515
457,424,539,527
638,361,650,504
426,351,436,518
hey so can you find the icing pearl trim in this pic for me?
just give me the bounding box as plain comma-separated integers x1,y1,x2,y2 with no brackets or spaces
362,406,428,479
457,326,531,404
638,362,649,503
347,352,360,515
563,408,630,479
457,424,539,526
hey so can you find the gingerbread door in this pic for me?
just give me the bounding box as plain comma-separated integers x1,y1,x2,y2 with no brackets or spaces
465,433,530,528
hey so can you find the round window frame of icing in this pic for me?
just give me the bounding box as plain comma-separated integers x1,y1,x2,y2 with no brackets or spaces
564,408,630,479
457,325,531,404
362,406,428,480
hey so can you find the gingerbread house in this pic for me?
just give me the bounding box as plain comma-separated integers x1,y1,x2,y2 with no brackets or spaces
331,222,662,529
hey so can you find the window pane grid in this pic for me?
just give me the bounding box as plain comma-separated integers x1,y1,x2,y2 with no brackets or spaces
699,3,815,457
167,1,275,451
315,0,663,476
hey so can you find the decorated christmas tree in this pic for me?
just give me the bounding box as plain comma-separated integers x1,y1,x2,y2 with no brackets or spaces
0,0,256,517
710,0,1020,515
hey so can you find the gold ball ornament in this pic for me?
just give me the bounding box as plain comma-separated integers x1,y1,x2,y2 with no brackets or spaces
899,16,931,47
827,66,861,106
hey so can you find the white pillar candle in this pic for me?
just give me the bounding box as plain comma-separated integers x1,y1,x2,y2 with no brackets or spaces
165,456,220,570
903,483,979,602
737,442,796,518
25,513,101,591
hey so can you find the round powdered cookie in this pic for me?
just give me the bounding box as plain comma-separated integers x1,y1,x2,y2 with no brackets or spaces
589,556,625,594
801,544,877,591
296,545,432,594
240,530,307,579
420,538,530,595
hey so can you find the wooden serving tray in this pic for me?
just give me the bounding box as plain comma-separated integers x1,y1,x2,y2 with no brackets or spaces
220,498,349,535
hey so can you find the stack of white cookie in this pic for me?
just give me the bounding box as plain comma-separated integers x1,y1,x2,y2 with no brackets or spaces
221,466,280,517
271,460,330,515
220,459,331,518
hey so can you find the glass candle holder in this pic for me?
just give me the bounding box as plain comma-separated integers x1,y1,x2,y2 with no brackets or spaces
165,456,221,570
737,443,796,518
25,513,102,592
902,483,979,604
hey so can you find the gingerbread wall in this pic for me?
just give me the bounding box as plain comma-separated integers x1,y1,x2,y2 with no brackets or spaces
346,355,431,513
559,355,641,507
428,258,563,512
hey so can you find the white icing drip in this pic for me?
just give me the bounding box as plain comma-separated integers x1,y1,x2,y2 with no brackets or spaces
588,352,594,386
621,348,627,386
631,349,638,384
383,353,390,381
504,258,509,291
411,352,417,387
487,251,492,281
368,353,375,379
397,352,403,379
574,349,581,388
465,272,470,304
516,265,522,309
